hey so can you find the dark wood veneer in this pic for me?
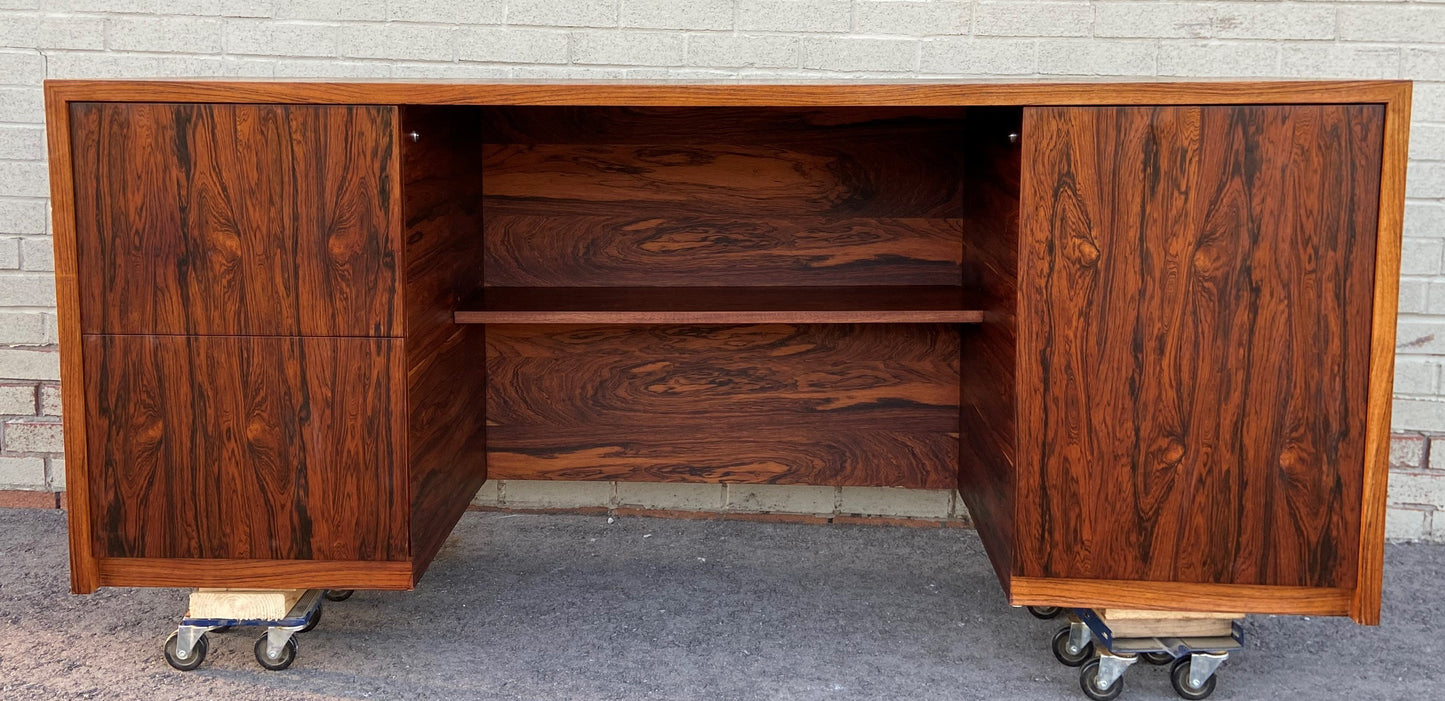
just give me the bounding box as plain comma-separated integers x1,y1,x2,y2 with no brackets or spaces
955,108,1023,591
45,81,1407,623
1017,105,1383,588
486,323,960,488
70,103,401,337
400,106,491,580
84,335,408,561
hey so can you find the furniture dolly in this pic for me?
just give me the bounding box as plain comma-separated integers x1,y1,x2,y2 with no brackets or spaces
43,80,1410,699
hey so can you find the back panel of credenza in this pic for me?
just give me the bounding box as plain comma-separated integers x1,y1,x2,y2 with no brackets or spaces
476,106,983,487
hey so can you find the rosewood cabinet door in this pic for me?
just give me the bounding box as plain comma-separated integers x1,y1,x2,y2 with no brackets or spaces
1017,106,1384,591
69,103,400,337
84,335,409,562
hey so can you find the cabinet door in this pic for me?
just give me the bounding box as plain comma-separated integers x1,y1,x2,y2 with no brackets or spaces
69,103,400,336
84,335,408,561
1017,106,1383,589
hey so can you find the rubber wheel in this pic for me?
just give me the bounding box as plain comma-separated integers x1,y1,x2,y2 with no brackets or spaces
299,606,321,633
254,634,299,671
1079,659,1124,701
323,590,353,602
1170,657,1218,700
163,631,208,671
1051,626,1094,667
1143,651,1175,666
1027,606,1063,620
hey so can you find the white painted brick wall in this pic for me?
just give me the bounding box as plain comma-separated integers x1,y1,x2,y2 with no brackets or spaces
0,0,1439,541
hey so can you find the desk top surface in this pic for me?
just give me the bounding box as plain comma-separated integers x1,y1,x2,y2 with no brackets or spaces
42,79,1410,107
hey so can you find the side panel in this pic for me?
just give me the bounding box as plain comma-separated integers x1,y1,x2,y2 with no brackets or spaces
84,335,409,562
956,108,1023,590
1017,106,1383,591
401,106,491,581
69,102,400,337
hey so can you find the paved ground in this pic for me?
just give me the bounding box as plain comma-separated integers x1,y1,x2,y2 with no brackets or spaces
0,508,1441,700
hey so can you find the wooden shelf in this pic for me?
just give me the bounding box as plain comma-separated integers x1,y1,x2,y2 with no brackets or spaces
454,286,986,325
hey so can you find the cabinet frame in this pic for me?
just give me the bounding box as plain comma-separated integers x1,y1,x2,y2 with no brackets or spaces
44,81,1410,624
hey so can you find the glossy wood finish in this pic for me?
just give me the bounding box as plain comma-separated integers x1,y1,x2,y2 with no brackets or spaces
1354,83,1413,625
477,105,972,490
84,335,408,561
400,106,491,579
481,107,968,293
1017,105,1383,589
96,557,414,590
485,215,965,288
955,108,1023,590
486,323,960,487
1011,577,1353,617
455,286,985,325
45,80,1411,108
44,81,1408,620
69,103,400,336
44,81,99,593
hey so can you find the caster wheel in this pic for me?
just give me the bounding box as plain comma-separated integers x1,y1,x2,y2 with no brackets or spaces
1170,657,1218,700
1027,606,1064,620
1143,651,1174,666
299,606,321,633
1079,659,1124,701
254,634,299,671
323,590,353,602
1051,626,1094,667
162,631,208,671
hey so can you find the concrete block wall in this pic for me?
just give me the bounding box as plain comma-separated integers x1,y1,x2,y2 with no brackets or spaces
0,1,1442,538
470,481,969,524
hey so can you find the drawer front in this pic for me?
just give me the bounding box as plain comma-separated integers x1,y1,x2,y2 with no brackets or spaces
70,102,400,336
84,335,408,561
1017,104,1383,588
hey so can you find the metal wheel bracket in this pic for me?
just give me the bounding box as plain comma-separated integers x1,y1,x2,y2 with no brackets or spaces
264,627,298,661
1067,620,1094,657
1095,651,1138,689
173,624,216,661
1187,651,1229,690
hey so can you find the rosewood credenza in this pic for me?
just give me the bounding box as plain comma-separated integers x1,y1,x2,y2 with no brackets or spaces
44,80,1409,626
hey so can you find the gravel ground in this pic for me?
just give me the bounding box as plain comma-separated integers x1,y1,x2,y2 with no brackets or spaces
0,507,1441,700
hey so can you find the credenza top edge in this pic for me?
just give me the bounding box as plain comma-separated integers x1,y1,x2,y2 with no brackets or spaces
42,79,1411,107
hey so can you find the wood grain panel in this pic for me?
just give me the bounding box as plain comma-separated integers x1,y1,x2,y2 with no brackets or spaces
69,102,400,336
483,142,963,219
1354,83,1412,625
482,106,967,288
485,215,964,287
44,83,100,593
84,335,408,561
400,106,491,580
478,105,973,145
1017,105,1383,589
97,557,414,590
486,323,960,488
1010,576,1353,617
45,80,1412,109
955,108,1023,590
